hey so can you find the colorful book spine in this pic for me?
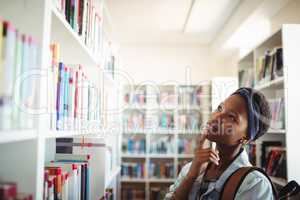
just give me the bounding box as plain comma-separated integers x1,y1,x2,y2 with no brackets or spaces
149,161,174,179
54,0,103,56
0,18,38,130
49,44,101,131
149,136,174,154
178,137,196,154
121,162,145,178
122,137,146,154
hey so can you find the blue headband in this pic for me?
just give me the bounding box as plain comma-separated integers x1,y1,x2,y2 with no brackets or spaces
232,88,261,141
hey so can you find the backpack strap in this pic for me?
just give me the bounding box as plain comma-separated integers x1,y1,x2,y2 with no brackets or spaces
219,167,277,200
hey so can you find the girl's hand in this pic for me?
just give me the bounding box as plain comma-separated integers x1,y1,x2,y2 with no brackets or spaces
187,133,220,179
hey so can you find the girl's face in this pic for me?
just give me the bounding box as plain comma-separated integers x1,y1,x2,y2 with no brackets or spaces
205,94,248,146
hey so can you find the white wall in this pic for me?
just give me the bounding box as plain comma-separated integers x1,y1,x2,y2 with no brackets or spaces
119,44,238,85
118,0,300,86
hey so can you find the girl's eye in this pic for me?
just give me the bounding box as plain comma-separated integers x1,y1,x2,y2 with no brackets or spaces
229,115,236,121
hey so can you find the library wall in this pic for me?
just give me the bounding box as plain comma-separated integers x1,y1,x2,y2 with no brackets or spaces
119,45,235,85
224,0,300,68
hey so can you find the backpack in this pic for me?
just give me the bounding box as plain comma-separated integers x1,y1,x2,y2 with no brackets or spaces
219,167,300,200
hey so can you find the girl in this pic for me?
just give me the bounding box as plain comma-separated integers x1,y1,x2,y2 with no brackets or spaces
165,87,275,200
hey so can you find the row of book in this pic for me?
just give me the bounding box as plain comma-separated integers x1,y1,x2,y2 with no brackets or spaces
269,98,285,130
255,47,283,85
43,154,91,200
49,43,102,131
178,138,196,154
158,111,174,129
0,18,38,130
0,182,33,200
121,162,145,179
122,137,146,154
264,147,286,178
178,111,201,130
124,89,146,106
53,0,103,56
121,187,145,200
149,136,174,154
123,85,211,107
149,162,174,179
123,111,145,130
178,86,209,106
260,141,287,179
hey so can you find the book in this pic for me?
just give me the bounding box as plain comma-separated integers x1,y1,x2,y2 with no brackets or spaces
122,136,146,154
255,47,284,85
123,88,146,106
49,44,102,131
149,136,174,154
158,111,174,129
0,19,38,130
52,154,92,200
121,187,145,200
149,161,174,179
269,98,285,130
178,137,196,154
261,141,282,168
54,0,103,57
123,110,145,131
178,110,201,131
121,162,145,178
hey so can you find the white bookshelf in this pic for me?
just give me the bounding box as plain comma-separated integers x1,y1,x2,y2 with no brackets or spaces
121,84,212,200
0,0,121,199
238,24,300,184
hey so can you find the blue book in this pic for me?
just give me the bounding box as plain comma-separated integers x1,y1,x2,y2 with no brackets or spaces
56,63,64,130
63,66,69,129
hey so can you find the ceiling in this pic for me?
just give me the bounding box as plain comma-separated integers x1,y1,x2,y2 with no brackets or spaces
105,0,242,45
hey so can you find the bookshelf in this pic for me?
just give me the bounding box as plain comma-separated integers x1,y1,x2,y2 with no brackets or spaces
238,25,300,186
0,0,121,199
121,84,212,200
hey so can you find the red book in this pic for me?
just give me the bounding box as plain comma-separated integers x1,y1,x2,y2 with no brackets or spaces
0,182,17,199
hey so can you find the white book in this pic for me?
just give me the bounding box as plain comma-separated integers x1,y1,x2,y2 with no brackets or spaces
0,22,16,130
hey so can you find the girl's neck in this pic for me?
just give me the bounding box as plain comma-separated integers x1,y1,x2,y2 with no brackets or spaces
216,143,243,170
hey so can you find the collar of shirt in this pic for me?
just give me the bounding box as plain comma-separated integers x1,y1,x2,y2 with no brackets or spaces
200,148,252,197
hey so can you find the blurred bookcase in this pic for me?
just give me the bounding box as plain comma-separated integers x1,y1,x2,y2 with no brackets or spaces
238,25,300,187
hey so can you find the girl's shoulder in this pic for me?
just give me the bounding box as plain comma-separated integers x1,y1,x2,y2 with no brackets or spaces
235,170,275,199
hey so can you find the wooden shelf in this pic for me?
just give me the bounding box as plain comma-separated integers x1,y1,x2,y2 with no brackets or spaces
0,130,37,144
